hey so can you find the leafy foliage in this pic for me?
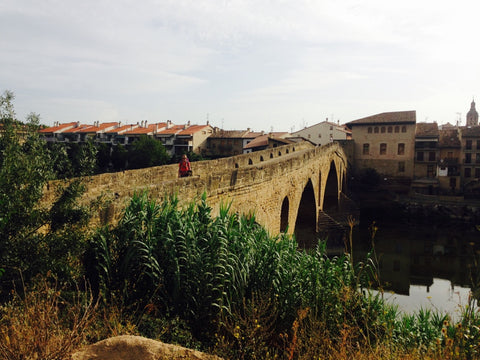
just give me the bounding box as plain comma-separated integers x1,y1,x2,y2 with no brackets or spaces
85,192,385,343
127,136,169,169
0,90,93,295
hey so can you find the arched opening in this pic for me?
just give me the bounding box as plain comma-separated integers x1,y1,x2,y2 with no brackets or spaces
248,158,253,165
323,161,339,213
270,153,274,159
234,163,239,168
286,148,289,154
318,170,322,206
280,196,289,233
260,156,264,162
278,151,282,156
294,180,317,248
292,147,295,152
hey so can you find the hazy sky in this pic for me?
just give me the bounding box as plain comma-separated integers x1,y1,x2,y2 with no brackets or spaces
1,0,479,131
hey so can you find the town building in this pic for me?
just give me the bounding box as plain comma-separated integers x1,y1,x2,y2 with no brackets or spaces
243,132,292,153
205,129,263,157
346,111,416,180
459,126,480,186
411,123,439,194
290,120,351,146
437,129,461,194
39,120,213,156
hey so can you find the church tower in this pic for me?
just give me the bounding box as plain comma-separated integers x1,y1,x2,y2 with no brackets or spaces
467,98,479,126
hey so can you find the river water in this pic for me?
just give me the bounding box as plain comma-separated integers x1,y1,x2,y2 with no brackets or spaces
348,223,479,319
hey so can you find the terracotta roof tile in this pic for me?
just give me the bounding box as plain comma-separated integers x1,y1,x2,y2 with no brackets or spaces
439,129,460,147
177,124,210,135
415,122,438,137
76,122,118,133
38,122,78,133
347,111,416,126
461,126,480,137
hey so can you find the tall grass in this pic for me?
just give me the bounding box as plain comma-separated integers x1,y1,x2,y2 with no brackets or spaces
15,191,475,359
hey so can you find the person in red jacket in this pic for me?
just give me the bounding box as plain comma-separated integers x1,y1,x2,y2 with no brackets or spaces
178,154,192,177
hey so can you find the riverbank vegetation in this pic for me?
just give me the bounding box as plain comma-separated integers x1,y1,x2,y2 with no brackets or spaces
1,91,480,359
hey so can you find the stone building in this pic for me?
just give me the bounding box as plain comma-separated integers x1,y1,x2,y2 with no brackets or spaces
205,129,262,157
437,129,461,193
459,126,480,184
412,123,439,194
290,120,351,146
346,111,416,179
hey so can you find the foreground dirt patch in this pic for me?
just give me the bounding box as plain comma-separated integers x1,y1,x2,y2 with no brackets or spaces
72,335,223,360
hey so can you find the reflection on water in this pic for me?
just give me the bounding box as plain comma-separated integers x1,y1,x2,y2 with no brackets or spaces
379,278,471,320
314,223,480,317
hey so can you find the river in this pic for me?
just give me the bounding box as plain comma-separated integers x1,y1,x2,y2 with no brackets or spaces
349,223,479,319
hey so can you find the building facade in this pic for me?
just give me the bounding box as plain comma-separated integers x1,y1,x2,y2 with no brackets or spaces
290,120,351,146
346,111,416,179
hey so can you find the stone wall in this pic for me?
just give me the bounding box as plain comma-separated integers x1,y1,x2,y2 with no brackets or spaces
42,141,348,235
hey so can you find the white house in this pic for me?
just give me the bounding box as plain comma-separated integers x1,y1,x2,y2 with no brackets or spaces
290,120,351,146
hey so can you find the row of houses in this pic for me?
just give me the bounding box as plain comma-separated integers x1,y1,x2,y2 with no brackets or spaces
345,100,480,196
39,119,352,157
40,100,480,196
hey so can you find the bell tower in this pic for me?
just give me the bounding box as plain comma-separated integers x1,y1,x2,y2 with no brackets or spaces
466,98,479,126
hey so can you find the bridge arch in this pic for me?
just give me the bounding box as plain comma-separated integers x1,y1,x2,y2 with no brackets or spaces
294,179,317,247
323,161,339,212
280,196,289,233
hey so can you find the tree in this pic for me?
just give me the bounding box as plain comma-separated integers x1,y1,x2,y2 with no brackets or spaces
127,136,170,169
0,91,93,293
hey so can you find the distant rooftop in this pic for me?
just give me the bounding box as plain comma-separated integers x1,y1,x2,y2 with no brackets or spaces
346,111,416,127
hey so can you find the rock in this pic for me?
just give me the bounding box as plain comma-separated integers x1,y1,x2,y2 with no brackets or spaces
72,335,223,360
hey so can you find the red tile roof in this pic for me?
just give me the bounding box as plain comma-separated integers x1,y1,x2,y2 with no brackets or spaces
76,122,118,133
347,111,416,126
157,125,185,135
38,122,77,133
177,124,210,135
244,133,290,149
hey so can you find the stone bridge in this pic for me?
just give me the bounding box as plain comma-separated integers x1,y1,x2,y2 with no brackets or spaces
44,141,354,243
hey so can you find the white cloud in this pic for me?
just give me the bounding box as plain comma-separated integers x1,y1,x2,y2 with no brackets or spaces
1,0,480,129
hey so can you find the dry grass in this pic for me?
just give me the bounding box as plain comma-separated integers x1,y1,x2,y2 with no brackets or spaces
0,275,138,360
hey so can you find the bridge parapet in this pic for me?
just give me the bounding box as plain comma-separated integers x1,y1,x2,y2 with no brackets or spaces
42,141,350,236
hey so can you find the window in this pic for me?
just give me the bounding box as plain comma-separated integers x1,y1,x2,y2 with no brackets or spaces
330,126,333,130
395,126,400,133
398,161,405,172
398,143,405,155
465,168,472,178
466,153,472,164
417,151,424,161
476,168,480,178
368,127,372,133
374,127,379,133
363,143,370,155
380,143,387,155
427,165,434,178
318,133,321,138
381,126,386,133
447,151,453,158
467,140,472,150
388,126,392,133
428,151,436,161
476,153,480,163
308,134,311,138
477,140,480,150
401,126,407,133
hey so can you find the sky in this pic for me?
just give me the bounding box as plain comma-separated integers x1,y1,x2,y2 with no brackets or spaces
1,0,479,132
